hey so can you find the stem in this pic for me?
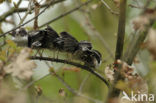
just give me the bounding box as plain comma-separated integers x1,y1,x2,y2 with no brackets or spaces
108,0,127,100
30,56,110,87
115,0,127,60
39,0,92,28
124,20,155,65
0,0,65,22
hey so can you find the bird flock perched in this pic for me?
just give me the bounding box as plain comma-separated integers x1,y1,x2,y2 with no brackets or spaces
11,26,102,68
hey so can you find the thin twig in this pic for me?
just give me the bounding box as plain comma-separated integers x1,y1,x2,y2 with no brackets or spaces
54,73,103,103
123,20,156,65
33,0,40,30
0,1,55,38
128,4,151,10
128,4,145,9
14,0,22,20
39,0,92,28
6,0,16,26
80,14,114,59
0,0,91,38
100,0,119,15
78,74,91,92
0,0,65,22
23,63,102,103
23,73,50,90
30,56,110,87
19,0,32,25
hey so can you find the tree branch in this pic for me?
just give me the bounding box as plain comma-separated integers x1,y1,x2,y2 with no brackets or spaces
29,56,110,87
115,0,127,60
0,5,49,38
39,0,92,28
54,74,103,103
101,0,119,15
0,0,65,22
0,0,92,38
108,5,156,102
107,0,127,100
124,20,156,65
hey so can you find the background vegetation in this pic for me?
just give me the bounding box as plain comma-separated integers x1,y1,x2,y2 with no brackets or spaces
0,0,156,103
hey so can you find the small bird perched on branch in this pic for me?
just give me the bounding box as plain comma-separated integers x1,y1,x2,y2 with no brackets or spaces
11,26,102,68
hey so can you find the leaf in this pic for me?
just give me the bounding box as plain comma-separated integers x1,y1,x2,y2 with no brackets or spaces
6,40,17,48
115,80,131,95
0,50,6,61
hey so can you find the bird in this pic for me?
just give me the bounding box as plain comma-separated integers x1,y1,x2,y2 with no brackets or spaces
28,30,46,48
28,26,60,49
11,28,28,47
11,26,102,68
76,49,102,68
90,49,102,68
59,31,79,53
78,40,92,51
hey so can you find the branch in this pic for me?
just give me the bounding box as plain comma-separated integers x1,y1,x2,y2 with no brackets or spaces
33,0,40,30
73,8,114,59
0,0,61,38
0,0,92,38
0,0,65,22
0,6,48,38
39,0,92,28
108,5,156,102
107,0,127,100
101,0,119,15
115,0,127,60
123,21,155,65
30,56,110,87
54,74,103,103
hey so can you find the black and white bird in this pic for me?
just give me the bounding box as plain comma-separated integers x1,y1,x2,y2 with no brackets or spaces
11,28,28,47
78,49,102,68
11,26,60,50
11,26,102,68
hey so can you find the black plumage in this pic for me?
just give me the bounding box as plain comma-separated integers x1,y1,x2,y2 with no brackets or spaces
41,26,59,49
28,30,45,48
91,49,102,66
28,26,59,49
77,49,102,68
59,32,79,53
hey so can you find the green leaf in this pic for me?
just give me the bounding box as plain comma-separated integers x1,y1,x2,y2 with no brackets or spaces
6,40,17,48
